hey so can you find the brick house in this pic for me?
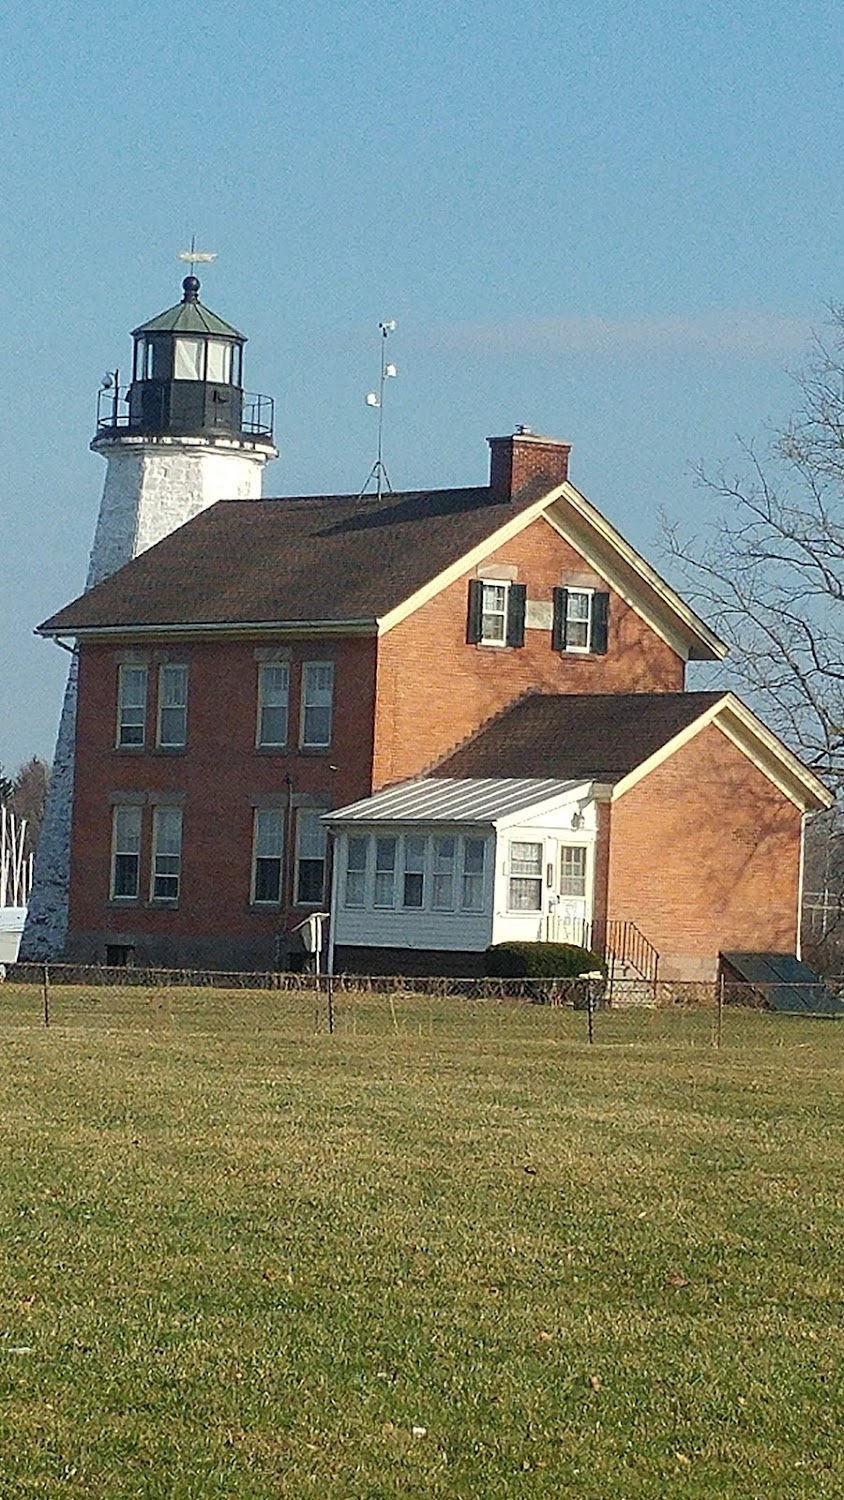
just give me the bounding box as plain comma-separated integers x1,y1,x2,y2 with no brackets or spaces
37,430,832,977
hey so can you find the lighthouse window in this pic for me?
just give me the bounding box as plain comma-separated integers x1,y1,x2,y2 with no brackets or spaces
206,340,231,384
174,337,204,381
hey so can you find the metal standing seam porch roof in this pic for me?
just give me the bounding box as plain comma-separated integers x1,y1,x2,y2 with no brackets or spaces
325,777,594,826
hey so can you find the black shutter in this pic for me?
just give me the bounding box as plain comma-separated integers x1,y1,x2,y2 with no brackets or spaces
466,579,483,644
552,587,568,652
506,584,527,647
591,591,609,654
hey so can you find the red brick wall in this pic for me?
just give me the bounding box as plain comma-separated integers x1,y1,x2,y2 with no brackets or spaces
606,723,803,979
69,635,377,948
372,516,686,788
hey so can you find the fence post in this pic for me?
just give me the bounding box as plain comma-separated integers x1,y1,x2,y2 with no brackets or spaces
587,982,595,1045
716,971,724,1050
42,963,50,1028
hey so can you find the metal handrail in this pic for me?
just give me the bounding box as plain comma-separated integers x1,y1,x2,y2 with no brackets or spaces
94,386,274,440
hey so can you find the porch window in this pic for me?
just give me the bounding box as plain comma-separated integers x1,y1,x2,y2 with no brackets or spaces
374,836,397,908
432,836,456,910
402,836,425,908
508,840,543,911
461,837,486,911
345,836,368,907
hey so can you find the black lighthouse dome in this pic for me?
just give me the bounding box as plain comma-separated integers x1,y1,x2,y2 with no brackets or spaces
94,277,273,444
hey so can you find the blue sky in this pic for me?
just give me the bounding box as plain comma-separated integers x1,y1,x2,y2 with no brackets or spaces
1,0,842,772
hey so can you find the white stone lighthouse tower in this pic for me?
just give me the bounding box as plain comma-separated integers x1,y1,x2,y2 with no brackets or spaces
22,274,277,959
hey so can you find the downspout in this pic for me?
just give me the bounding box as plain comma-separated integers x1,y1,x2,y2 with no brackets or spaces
797,810,808,961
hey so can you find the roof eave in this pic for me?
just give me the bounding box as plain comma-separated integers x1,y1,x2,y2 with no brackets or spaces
547,482,728,663
37,617,379,642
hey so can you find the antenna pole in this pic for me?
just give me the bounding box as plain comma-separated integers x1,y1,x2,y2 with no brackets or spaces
360,320,397,500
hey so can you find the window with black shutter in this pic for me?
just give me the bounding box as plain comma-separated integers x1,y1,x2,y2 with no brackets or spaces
551,587,610,655
467,579,526,648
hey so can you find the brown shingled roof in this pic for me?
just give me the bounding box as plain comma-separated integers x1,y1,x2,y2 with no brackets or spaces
39,480,552,635
431,692,727,781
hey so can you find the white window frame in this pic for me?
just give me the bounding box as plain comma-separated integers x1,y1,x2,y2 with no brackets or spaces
300,662,334,749
250,808,284,906
150,806,182,903
373,836,398,908
461,837,486,912
157,664,188,748
432,835,457,911
110,805,142,901
564,589,594,654
560,845,588,898
295,808,327,907
479,580,510,647
344,835,369,908
402,835,426,909
507,840,544,912
256,663,290,748
117,664,148,748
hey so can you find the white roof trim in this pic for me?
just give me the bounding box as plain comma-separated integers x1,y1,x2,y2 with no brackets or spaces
611,692,833,811
376,483,570,636
544,482,728,663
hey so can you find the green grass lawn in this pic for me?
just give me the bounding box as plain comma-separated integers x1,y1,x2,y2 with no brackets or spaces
0,984,841,1498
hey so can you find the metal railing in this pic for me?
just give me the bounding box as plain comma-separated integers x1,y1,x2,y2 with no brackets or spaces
94,387,274,441
545,916,660,990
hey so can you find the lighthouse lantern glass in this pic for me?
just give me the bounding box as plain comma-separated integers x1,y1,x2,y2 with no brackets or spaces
174,337,203,381
206,340,232,383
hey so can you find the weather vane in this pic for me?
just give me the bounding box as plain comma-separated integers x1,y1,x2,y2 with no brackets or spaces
178,236,218,276
359,320,398,501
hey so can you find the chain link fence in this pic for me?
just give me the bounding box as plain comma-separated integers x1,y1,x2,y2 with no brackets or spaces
3,962,842,1046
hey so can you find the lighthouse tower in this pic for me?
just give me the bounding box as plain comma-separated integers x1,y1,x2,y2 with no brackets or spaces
22,275,277,959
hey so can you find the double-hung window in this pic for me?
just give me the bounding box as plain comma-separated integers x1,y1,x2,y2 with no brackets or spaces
402,836,426,908
461,837,486,912
296,809,327,905
374,837,397,907
552,587,610,655
508,841,543,911
301,663,334,748
251,808,283,905
432,836,456,910
257,663,289,748
117,664,147,748
345,836,368,907
150,807,182,902
467,579,527,648
157,664,188,748
110,806,142,900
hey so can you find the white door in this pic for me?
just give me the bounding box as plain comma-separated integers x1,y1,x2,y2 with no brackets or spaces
554,845,589,944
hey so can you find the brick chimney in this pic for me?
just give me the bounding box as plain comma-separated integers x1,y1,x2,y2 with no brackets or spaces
487,427,572,501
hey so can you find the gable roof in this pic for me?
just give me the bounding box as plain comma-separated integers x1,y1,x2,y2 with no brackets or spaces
432,691,833,811
38,479,553,637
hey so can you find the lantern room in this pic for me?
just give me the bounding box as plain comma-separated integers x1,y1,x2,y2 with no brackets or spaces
96,276,273,443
